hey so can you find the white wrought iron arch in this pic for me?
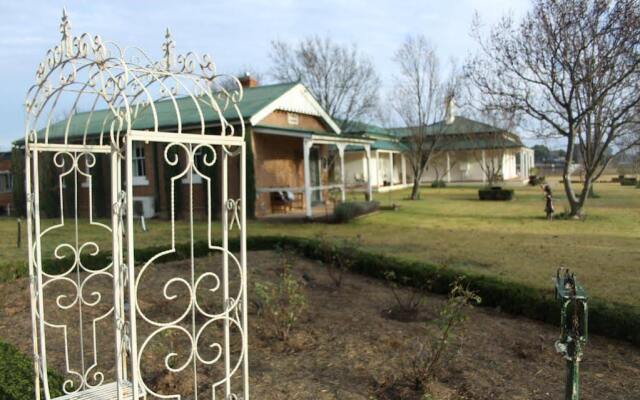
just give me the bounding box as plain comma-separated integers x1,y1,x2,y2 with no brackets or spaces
25,9,250,400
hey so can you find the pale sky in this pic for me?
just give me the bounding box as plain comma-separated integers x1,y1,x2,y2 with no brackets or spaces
0,0,531,150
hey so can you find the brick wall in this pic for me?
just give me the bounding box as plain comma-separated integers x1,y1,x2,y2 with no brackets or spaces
0,155,13,215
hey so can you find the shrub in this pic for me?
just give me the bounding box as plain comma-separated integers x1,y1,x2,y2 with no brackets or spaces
254,251,306,342
430,180,447,188
478,188,514,201
384,270,425,321
316,234,361,288
245,236,640,346
406,280,481,390
10,234,640,346
332,201,379,223
528,175,546,186
620,177,637,186
0,341,64,400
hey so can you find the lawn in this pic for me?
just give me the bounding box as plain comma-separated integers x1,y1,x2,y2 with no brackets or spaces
1,178,639,308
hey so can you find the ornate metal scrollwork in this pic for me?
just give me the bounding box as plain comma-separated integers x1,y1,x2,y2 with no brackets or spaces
26,10,249,400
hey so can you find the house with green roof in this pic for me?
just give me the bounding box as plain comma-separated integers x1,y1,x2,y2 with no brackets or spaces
17,76,376,219
16,76,532,219
342,107,534,189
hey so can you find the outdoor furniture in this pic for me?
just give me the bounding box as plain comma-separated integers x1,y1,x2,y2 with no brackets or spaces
270,190,295,213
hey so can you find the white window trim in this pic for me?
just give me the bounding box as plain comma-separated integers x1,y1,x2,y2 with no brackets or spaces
133,142,147,180
132,176,150,186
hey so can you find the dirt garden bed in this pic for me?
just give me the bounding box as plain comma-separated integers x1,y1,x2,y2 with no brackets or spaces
0,250,639,399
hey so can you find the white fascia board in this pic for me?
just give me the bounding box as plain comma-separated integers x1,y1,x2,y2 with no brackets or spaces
309,135,373,145
252,127,312,139
253,127,373,146
249,83,342,134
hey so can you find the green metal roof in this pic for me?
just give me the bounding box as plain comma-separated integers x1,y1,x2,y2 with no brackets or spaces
438,136,523,151
341,120,394,138
390,116,515,137
253,124,369,141
343,115,525,152
30,82,299,142
370,140,408,152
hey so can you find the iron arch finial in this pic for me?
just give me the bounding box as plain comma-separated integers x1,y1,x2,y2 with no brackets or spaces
162,27,175,69
60,8,72,56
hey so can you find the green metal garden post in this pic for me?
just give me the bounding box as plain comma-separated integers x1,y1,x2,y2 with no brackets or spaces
554,268,588,400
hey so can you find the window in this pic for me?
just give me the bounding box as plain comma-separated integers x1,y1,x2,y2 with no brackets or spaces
182,148,206,184
130,143,149,186
0,172,12,193
133,143,146,177
287,112,299,125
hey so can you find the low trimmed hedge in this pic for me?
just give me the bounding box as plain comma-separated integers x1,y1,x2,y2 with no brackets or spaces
260,236,640,346
430,180,447,188
528,175,546,186
478,188,514,201
620,177,638,186
332,201,379,223
0,342,64,400
6,235,640,347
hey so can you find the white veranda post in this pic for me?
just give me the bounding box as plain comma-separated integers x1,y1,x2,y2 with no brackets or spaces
24,11,249,400
365,145,373,200
303,139,313,218
336,143,346,202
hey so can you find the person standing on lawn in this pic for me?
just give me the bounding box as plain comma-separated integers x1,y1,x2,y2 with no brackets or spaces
543,184,554,221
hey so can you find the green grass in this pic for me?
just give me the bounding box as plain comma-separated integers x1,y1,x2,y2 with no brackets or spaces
2,178,639,309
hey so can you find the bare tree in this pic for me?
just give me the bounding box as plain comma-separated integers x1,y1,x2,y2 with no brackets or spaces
466,0,640,217
465,108,522,187
391,35,458,200
431,157,458,184
269,36,380,130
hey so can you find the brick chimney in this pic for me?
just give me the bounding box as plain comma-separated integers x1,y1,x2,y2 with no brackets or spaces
238,72,258,88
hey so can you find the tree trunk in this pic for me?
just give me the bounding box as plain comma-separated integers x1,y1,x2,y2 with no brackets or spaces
563,176,582,217
410,169,424,200
562,133,581,218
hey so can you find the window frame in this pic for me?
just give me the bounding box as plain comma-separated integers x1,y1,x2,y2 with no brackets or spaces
0,171,12,193
131,142,149,186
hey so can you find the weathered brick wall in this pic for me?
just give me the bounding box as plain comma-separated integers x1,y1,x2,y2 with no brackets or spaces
0,156,12,215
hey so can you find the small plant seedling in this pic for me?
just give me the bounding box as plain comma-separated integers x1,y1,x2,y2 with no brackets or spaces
384,270,425,322
254,250,306,342
406,279,481,390
317,233,362,288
